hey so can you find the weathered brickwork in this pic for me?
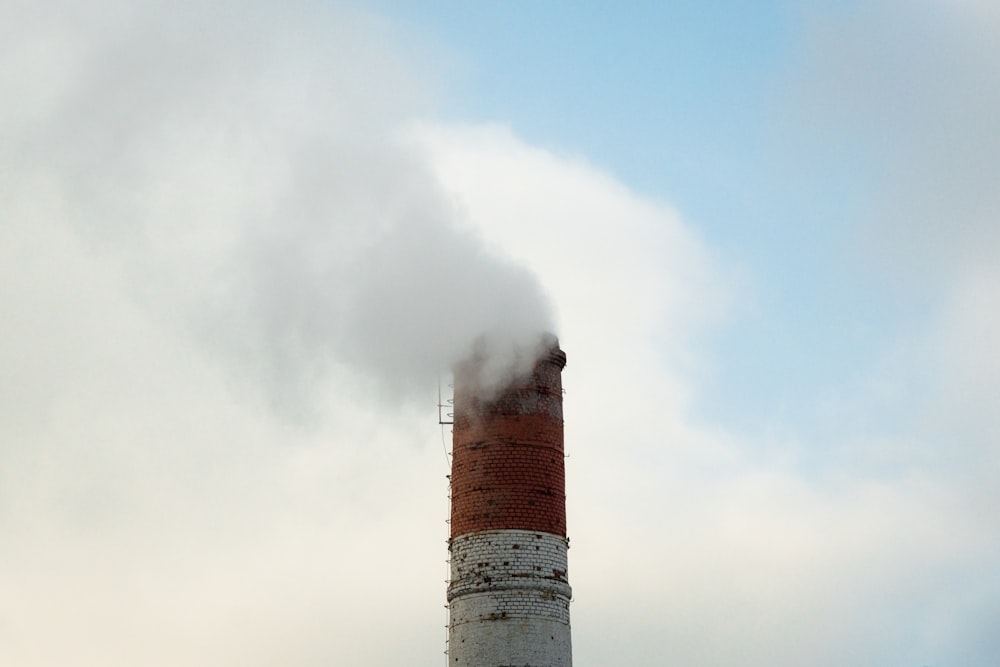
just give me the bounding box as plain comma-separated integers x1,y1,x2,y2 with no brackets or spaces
448,530,571,607
448,533,572,666
448,609,571,667
447,342,572,667
450,347,567,537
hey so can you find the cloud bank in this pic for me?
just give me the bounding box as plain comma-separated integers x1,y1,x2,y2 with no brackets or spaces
2,0,999,666
3,0,553,419
419,117,999,667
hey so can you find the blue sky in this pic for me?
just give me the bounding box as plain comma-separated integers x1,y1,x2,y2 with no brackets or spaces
2,1,998,666
378,0,915,443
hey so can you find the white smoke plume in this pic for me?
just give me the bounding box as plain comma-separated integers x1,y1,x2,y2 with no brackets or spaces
3,0,553,417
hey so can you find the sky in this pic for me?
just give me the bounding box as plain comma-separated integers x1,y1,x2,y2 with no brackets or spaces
1,1,999,666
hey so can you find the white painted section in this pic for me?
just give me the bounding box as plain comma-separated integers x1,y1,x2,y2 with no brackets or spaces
448,530,572,667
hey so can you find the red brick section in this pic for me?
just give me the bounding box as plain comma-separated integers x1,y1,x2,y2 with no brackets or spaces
450,344,567,538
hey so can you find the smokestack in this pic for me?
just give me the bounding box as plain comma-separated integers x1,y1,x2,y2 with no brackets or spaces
446,338,572,666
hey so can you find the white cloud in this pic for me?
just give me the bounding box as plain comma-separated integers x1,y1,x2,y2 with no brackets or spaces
2,0,559,415
414,120,1000,666
2,0,999,665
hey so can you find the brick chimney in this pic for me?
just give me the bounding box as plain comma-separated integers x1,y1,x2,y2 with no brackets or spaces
446,340,572,666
